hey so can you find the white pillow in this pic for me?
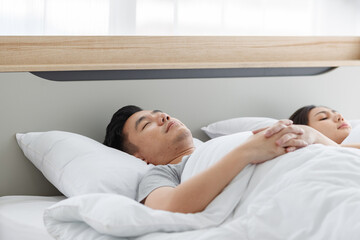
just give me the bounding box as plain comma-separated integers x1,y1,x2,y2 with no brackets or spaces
349,120,360,129
341,125,360,144
16,131,150,199
202,117,277,138
16,131,203,199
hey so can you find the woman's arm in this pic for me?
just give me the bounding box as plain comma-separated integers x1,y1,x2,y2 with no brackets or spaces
263,123,360,150
341,143,360,149
263,124,339,149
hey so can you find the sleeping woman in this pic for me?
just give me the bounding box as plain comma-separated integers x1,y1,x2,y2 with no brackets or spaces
289,105,359,149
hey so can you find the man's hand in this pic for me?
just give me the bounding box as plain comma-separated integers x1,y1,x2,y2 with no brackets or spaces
252,120,308,153
252,119,294,135
245,120,312,164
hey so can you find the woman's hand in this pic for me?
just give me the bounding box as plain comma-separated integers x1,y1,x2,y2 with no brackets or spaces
297,125,338,147
256,121,339,152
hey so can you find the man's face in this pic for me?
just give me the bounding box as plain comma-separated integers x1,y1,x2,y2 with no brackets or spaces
122,110,194,165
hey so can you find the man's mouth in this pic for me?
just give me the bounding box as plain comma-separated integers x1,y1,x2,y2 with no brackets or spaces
166,121,175,133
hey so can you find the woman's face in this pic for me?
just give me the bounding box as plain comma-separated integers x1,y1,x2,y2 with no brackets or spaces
308,107,351,144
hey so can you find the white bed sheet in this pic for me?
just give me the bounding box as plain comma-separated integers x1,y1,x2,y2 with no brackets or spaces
0,195,65,240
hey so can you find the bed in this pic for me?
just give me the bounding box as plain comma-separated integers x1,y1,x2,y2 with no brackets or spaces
2,66,360,239
0,196,65,240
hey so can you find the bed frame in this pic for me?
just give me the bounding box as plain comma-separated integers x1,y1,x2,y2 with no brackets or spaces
1,66,360,196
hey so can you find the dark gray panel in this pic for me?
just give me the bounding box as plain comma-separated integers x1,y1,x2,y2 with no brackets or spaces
31,67,335,81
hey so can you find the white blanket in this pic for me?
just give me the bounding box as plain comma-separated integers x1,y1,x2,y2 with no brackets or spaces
44,132,360,240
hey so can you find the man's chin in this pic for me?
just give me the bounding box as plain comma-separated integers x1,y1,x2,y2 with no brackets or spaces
173,130,192,144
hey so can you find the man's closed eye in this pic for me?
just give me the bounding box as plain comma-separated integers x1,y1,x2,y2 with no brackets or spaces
142,122,150,130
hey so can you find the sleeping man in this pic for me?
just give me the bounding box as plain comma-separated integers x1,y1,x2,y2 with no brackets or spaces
103,105,338,214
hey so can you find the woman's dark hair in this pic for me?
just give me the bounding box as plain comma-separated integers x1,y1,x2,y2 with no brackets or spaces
103,105,142,154
289,105,317,125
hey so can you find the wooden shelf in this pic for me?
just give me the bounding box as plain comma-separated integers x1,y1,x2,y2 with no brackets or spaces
1,36,360,72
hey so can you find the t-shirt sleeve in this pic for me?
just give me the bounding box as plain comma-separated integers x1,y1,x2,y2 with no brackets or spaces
136,155,190,202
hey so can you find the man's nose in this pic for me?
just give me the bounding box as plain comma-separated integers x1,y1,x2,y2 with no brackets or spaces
158,113,170,124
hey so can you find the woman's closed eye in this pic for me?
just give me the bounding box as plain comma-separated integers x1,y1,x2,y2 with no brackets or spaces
317,113,328,121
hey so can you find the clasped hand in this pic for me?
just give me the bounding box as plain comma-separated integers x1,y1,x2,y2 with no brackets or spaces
247,120,319,164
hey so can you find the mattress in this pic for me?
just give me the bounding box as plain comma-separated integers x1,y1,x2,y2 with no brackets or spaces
0,195,65,240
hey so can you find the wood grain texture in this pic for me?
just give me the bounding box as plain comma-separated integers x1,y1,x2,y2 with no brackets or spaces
1,36,360,72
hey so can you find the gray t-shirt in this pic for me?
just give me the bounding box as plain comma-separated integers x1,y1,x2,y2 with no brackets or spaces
137,155,190,202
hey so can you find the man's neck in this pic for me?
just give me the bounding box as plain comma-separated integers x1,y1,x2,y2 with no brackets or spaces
168,147,196,164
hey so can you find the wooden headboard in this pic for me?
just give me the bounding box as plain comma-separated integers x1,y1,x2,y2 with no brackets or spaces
1,36,360,72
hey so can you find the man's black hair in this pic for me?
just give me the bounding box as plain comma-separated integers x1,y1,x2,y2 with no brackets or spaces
103,105,142,154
